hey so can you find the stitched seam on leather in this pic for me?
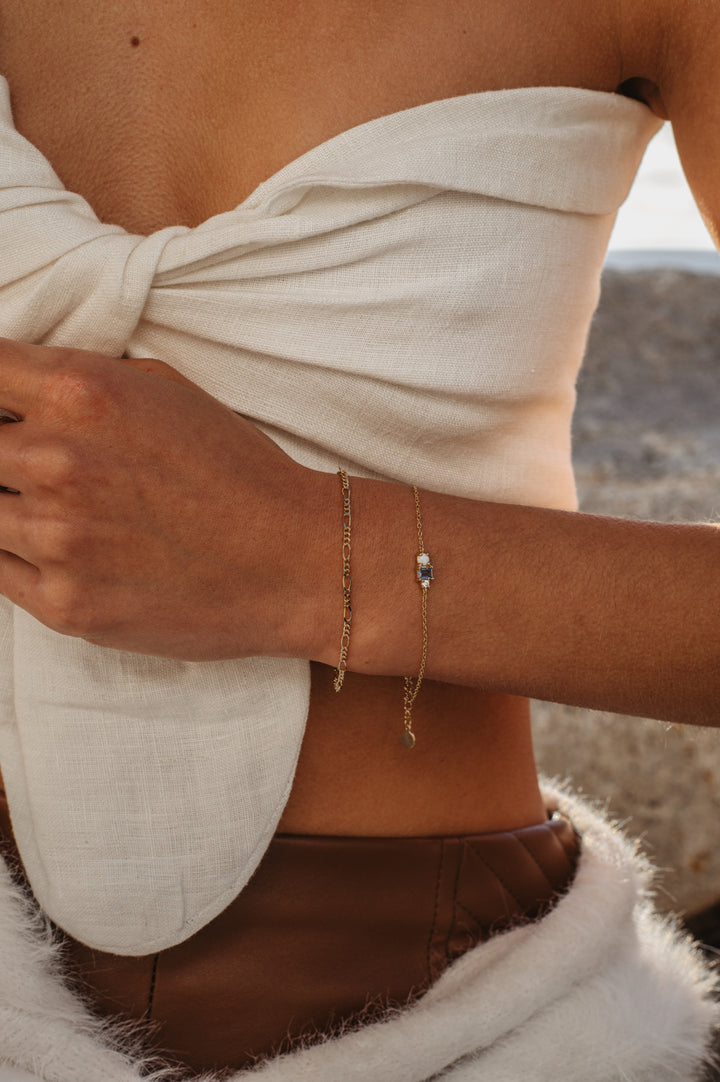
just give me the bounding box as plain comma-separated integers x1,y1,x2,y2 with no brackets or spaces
445,839,465,966
425,839,445,982
465,841,526,912
514,834,563,892
454,897,514,931
145,953,159,1023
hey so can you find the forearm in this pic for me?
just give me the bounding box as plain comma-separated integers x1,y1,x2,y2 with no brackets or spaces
0,337,715,726
303,472,720,726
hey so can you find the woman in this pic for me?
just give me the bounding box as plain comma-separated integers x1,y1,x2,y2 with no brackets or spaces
0,1,717,1078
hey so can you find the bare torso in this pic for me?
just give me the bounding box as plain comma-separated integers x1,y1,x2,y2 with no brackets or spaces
0,0,663,836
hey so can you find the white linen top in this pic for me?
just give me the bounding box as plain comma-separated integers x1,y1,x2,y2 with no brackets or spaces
0,78,661,953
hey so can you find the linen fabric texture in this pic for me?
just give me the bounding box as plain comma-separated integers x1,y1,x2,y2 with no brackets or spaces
0,78,662,953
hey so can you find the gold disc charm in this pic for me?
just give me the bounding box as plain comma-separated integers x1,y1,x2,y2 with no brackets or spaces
400,729,416,750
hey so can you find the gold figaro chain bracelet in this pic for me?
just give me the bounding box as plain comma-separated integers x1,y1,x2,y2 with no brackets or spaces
333,469,352,692
401,485,433,748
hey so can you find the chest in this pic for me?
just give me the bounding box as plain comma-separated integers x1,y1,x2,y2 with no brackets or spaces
0,0,627,233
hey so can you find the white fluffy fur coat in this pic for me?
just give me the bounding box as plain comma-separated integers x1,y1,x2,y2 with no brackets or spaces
0,787,717,1082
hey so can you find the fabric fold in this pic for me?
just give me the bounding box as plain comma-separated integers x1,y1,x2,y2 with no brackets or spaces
0,76,664,952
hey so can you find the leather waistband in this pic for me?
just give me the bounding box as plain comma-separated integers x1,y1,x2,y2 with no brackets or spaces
57,813,580,1073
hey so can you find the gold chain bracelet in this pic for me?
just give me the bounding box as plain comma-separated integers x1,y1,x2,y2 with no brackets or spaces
333,469,352,692
401,485,433,748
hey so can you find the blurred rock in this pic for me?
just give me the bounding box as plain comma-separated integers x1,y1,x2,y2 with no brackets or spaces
532,268,720,916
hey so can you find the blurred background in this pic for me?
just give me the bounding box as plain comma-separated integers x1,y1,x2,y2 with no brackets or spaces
533,121,720,932
607,122,719,270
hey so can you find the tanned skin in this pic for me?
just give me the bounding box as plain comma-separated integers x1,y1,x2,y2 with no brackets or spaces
0,0,716,837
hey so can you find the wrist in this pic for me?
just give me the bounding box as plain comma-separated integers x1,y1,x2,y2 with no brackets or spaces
282,468,432,682
277,465,340,664
315,474,420,678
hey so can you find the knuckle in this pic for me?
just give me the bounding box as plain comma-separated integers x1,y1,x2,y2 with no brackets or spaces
30,440,82,489
40,578,99,639
49,362,110,419
39,515,80,563
15,440,79,492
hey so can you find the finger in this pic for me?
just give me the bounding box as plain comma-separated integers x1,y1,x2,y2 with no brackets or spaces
0,549,41,617
0,339,201,420
0,418,85,503
0,419,39,493
0,496,43,566
0,415,21,493
0,338,64,417
0,341,186,417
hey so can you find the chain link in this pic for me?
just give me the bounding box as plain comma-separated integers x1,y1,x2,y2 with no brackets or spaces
402,485,432,748
333,469,352,692
333,472,432,742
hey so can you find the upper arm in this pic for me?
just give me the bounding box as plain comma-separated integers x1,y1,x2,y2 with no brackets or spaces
649,0,720,249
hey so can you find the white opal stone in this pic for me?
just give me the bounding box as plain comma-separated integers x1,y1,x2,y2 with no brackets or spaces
417,553,431,565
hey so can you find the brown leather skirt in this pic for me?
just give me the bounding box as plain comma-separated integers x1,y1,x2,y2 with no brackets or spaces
0,789,579,1074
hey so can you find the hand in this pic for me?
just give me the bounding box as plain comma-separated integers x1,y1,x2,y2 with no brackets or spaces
0,338,330,660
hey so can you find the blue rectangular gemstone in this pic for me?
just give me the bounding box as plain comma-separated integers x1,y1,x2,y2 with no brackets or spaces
417,566,434,582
